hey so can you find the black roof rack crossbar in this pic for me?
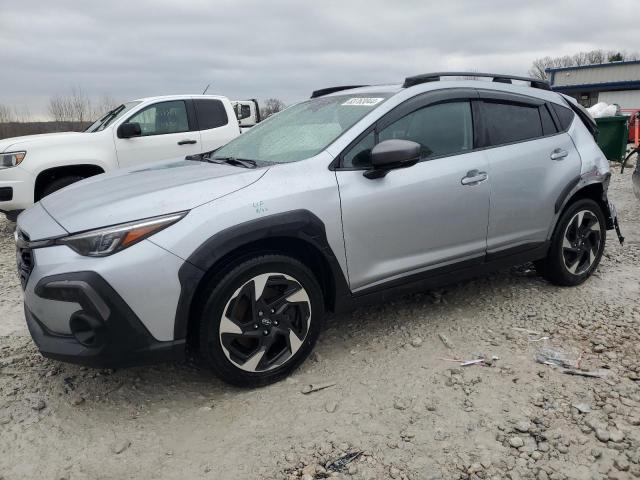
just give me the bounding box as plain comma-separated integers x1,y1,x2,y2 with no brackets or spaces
402,72,551,91
310,85,368,98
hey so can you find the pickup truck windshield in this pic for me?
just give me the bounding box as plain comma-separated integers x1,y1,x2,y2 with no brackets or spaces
213,93,392,164
85,101,141,133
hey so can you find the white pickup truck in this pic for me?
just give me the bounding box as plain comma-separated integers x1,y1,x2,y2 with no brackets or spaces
0,94,241,221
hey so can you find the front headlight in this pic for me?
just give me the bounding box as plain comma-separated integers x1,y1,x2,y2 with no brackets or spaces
0,151,26,169
57,212,187,257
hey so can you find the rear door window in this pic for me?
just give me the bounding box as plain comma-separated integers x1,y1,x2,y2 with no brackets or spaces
482,101,543,146
194,99,229,130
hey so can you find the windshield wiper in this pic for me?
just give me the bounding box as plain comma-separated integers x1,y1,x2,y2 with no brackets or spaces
85,105,124,132
206,156,257,169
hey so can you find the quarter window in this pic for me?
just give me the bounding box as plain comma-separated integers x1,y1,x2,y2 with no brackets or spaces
482,101,543,146
551,103,575,131
127,100,190,136
343,131,375,168
194,99,228,130
342,101,473,168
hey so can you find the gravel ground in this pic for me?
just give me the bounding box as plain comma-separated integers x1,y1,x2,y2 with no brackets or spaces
1,163,639,480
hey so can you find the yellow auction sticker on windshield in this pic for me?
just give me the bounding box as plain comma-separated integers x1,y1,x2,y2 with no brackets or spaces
342,98,384,106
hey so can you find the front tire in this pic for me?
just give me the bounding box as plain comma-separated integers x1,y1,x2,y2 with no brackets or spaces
198,254,324,387
535,199,606,286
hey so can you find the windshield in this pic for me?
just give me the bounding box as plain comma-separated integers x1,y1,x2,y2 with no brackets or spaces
213,93,392,163
85,101,141,133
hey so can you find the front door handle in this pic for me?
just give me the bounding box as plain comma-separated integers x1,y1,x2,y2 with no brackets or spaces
550,148,568,161
461,169,488,186
177,139,197,145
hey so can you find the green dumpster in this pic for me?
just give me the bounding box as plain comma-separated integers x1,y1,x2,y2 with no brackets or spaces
595,116,629,162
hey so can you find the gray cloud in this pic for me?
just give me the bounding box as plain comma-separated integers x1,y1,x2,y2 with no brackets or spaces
0,0,636,118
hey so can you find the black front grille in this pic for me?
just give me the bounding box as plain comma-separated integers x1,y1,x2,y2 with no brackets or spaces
16,230,34,289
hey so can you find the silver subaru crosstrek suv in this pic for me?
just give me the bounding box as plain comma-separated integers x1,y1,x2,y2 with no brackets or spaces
16,72,623,387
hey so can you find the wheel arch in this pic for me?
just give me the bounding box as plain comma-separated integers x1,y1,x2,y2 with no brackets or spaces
34,164,106,201
174,210,350,344
556,177,614,230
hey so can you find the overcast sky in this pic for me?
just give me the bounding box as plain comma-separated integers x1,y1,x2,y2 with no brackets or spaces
0,0,637,119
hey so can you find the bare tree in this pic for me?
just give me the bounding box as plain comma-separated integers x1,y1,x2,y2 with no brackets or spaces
91,94,119,120
48,86,95,130
70,86,91,127
529,49,640,79
0,104,13,123
0,104,14,139
261,98,286,118
48,94,74,124
13,105,31,123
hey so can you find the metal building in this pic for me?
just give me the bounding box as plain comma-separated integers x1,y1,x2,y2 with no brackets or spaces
547,60,640,112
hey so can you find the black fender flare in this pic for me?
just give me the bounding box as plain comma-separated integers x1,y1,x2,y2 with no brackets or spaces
552,172,623,244
555,173,615,228
173,209,350,340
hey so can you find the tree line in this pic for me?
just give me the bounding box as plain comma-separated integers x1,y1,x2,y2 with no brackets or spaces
528,49,640,80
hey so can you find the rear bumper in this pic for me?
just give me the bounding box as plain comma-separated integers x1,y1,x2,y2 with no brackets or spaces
25,271,185,368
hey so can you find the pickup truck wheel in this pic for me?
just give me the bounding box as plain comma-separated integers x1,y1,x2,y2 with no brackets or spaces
535,199,606,286
198,254,324,387
40,175,85,199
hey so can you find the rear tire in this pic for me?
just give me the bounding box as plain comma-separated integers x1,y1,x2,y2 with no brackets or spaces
40,175,85,199
535,199,606,286
198,254,324,387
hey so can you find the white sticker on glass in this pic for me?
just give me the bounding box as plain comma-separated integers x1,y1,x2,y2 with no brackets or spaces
341,97,384,106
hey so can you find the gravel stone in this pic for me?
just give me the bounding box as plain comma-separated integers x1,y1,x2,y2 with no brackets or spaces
595,429,610,442
509,437,524,448
111,439,131,455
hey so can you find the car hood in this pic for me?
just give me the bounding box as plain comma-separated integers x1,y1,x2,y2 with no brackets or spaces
40,159,269,233
0,132,85,152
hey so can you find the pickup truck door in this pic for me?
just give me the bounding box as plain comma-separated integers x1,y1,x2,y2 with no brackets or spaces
114,100,202,167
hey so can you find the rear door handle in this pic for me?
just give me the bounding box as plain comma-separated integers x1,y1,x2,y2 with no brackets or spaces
550,148,568,160
177,139,197,145
461,169,488,186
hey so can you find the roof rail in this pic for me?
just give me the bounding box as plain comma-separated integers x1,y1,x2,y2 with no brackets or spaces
402,72,551,91
310,85,368,99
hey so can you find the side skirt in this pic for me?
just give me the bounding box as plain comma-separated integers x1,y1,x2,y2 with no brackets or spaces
337,242,549,311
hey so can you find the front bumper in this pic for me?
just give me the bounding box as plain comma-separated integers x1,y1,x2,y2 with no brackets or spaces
17,202,191,368
0,165,34,215
24,271,185,368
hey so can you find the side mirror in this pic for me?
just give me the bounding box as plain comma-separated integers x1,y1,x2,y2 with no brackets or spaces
117,122,142,139
364,139,421,179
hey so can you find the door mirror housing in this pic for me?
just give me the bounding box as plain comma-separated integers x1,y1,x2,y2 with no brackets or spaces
365,139,421,179
117,122,142,139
